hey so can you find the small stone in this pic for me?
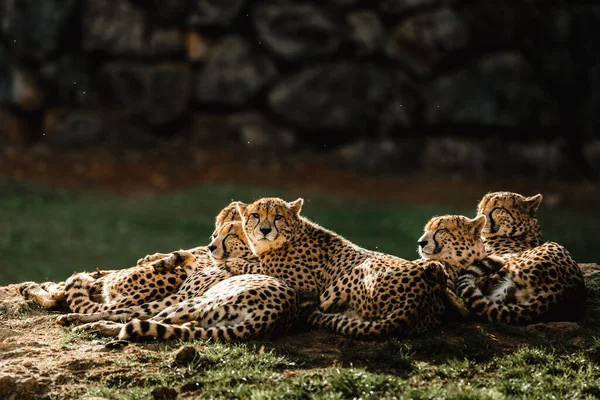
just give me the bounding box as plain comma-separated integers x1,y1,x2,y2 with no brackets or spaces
22,361,33,368
180,382,203,393
185,32,210,62
151,386,178,400
196,36,277,106
187,0,248,28
83,0,145,55
254,3,343,61
379,0,442,15
174,346,198,366
385,8,469,77
347,11,385,55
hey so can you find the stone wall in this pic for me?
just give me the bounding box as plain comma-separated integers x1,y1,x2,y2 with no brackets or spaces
0,0,599,179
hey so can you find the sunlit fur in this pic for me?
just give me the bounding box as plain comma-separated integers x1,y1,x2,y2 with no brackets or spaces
208,221,254,264
476,192,543,255
418,215,487,269
237,198,303,256
237,197,447,339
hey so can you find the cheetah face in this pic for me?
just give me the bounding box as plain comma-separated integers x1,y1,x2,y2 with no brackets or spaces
418,215,486,266
208,222,251,264
477,192,542,238
214,201,242,230
236,197,303,256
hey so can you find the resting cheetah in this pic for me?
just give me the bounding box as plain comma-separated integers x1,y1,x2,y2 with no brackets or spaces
476,191,543,257
236,197,447,339
116,274,299,342
419,214,585,324
20,201,242,311
57,221,261,325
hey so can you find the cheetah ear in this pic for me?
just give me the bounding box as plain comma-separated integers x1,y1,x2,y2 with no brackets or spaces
523,194,543,216
236,202,248,218
289,198,304,215
469,215,486,237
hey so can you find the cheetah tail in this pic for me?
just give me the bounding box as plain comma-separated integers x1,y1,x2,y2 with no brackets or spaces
119,319,259,343
307,307,417,340
456,267,543,325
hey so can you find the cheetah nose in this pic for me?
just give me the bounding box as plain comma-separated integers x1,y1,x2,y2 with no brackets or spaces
208,245,217,252
260,227,272,235
418,240,428,248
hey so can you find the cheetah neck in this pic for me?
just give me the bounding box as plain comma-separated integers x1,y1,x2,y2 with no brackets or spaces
257,217,372,290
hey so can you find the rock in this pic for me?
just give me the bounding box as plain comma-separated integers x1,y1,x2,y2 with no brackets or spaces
379,0,442,16
422,137,485,176
42,109,155,148
268,63,416,140
191,112,295,150
196,36,277,106
254,3,343,61
101,63,192,126
187,0,248,28
0,374,48,400
0,110,32,145
525,321,581,336
385,8,469,76
185,32,211,62
151,386,178,400
347,11,385,55
39,57,94,107
180,382,203,393
83,0,145,55
0,0,77,59
149,30,185,57
174,346,199,366
424,52,560,127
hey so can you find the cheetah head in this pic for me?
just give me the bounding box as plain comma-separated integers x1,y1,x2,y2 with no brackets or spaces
236,197,304,256
418,215,487,267
214,201,242,229
207,221,252,264
477,192,542,238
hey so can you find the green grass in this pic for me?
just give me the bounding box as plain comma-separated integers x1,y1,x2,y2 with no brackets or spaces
0,181,597,285
75,337,600,400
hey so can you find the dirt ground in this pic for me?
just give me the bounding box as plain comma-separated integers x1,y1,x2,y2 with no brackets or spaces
1,264,598,400
1,145,599,212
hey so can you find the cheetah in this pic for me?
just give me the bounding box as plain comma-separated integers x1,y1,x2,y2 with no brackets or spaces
236,197,448,339
57,221,262,326
21,201,242,311
115,274,299,343
418,214,585,324
67,228,298,343
476,191,544,257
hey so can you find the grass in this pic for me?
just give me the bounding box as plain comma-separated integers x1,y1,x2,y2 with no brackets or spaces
0,181,597,285
2,181,600,398
74,335,600,400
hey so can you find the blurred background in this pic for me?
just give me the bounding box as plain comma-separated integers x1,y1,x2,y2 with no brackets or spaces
0,0,598,285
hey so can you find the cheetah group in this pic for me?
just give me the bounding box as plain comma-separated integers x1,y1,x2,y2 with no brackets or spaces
19,191,585,342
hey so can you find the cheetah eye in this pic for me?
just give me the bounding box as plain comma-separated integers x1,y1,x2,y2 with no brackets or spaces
251,213,260,219
274,214,283,220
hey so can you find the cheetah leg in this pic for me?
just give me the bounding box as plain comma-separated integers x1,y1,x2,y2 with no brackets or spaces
319,270,357,313
445,289,469,318
150,250,196,272
136,252,172,265
224,258,264,275
72,321,124,337
19,282,62,309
